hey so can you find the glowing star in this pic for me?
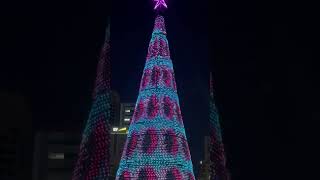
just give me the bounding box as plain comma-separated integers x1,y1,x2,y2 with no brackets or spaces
154,0,168,10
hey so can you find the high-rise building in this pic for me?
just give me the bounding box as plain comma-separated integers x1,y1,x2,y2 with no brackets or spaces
109,133,127,178
111,91,121,126
30,92,125,180
120,103,135,127
32,132,81,180
108,102,134,177
116,15,195,179
109,123,127,178
109,101,133,178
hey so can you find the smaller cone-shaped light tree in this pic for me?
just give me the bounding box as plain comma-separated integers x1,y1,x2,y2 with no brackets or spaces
72,29,111,180
115,15,195,180
209,72,229,180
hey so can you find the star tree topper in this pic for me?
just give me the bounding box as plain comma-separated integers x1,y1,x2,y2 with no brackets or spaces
154,0,168,10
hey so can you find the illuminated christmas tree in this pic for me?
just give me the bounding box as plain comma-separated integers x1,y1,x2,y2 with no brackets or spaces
209,72,229,180
115,3,195,179
72,23,111,180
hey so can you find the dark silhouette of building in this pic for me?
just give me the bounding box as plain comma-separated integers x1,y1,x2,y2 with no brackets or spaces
0,92,32,180
111,91,121,126
32,132,81,180
31,89,133,179
109,102,134,178
197,136,211,180
119,103,134,126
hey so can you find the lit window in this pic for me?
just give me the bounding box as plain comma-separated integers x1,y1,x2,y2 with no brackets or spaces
125,109,131,113
48,153,64,160
113,127,119,132
124,118,130,122
118,127,127,132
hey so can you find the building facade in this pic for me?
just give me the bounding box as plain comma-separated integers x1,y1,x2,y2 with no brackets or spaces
32,132,81,180
197,136,211,180
111,91,121,126
109,102,134,178
119,103,135,127
32,90,134,179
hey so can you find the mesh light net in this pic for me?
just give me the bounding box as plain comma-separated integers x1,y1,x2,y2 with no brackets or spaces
115,15,195,180
72,40,111,180
209,72,229,180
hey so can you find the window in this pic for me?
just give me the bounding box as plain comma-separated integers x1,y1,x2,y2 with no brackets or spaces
124,118,130,122
48,153,64,160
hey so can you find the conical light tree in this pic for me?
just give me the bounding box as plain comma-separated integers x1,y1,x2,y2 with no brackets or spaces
209,72,229,180
72,24,112,180
115,13,195,180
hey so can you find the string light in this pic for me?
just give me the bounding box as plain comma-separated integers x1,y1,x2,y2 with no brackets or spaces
209,72,229,180
116,15,195,180
72,40,111,179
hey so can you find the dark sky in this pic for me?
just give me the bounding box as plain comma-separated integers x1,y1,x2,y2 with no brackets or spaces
1,0,317,179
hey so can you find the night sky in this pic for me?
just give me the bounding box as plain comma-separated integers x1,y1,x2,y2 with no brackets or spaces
1,0,317,179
